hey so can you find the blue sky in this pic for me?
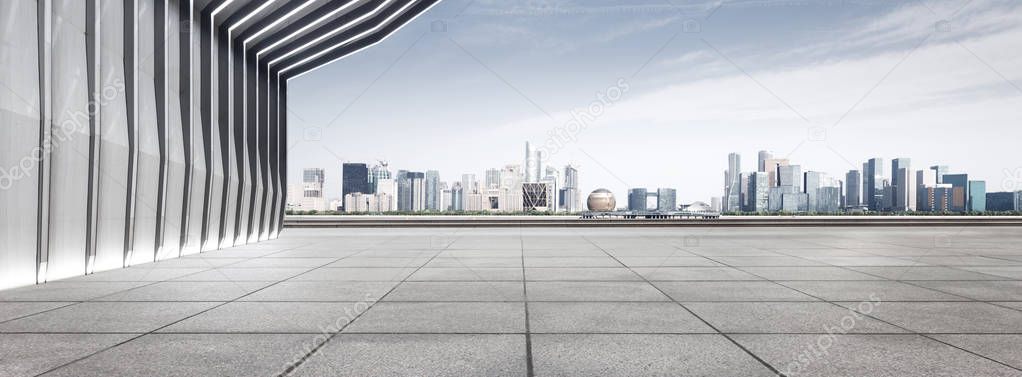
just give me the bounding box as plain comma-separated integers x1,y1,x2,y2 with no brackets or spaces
287,0,1022,203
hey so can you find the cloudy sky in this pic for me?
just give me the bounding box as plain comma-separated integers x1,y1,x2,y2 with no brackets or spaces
287,0,1022,203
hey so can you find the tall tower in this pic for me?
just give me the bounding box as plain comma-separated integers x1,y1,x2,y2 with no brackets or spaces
525,142,536,183
724,153,742,212
341,163,370,211
866,158,885,211
757,151,773,172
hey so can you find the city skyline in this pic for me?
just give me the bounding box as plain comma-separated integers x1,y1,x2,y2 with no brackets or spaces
289,146,1021,211
287,0,1022,205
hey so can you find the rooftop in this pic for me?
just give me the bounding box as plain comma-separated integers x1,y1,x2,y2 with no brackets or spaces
3,226,1022,376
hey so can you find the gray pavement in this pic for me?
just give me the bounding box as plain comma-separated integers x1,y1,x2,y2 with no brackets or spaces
2,226,1022,376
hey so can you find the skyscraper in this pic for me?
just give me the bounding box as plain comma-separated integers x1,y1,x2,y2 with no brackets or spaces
758,150,773,172
845,170,861,208
485,168,501,190
461,173,477,210
866,158,885,211
968,181,986,212
930,165,949,184
724,153,741,212
396,170,411,211
891,158,914,211
368,161,391,194
563,165,580,212
752,172,770,212
803,171,824,212
302,168,325,198
943,174,969,212
341,163,369,211
524,142,544,183
778,165,802,192
451,182,464,211
916,169,936,210
425,170,440,211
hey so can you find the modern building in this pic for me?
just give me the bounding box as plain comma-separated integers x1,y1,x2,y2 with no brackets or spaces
369,162,392,194
425,170,441,211
587,189,617,212
657,188,677,212
524,142,544,183
523,183,551,211
845,170,862,208
931,165,950,184
758,150,773,172
628,188,649,211
817,187,843,213
485,168,501,190
562,165,581,212
752,172,770,212
341,163,369,211
778,165,802,192
891,158,914,211
986,192,1021,211
803,171,824,212
451,182,464,211
0,0,436,289
866,158,885,211
916,169,937,210
969,181,986,212
943,174,970,212
724,153,742,212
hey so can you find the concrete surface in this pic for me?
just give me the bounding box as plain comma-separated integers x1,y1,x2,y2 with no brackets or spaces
2,226,1022,376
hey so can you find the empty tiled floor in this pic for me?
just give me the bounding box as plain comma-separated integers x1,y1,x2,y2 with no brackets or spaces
3,226,1022,376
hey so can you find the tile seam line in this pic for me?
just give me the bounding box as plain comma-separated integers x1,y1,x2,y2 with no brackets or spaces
33,237,384,377
575,231,789,377
276,229,466,377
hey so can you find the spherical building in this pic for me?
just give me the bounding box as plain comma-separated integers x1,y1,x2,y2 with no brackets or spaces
587,189,617,212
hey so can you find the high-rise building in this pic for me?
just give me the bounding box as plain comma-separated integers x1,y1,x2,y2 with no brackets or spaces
724,153,741,212
943,174,969,212
289,168,328,212
817,186,843,213
485,168,501,190
740,172,754,212
762,158,790,186
396,170,411,211
752,172,770,212
920,184,954,212
710,197,722,212
916,169,936,210
460,173,477,210
758,151,773,172
442,183,454,211
562,165,581,212
341,163,369,211
803,171,824,212
368,161,391,194
891,158,915,211
969,181,986,212
425,170,441,211
865,158,885,211
451,182,464,211
657,188,677,212
930,165,949,184
376,178,397,211
628,188,649,211
778,165,802,192
524,142,544,183
409,172,426,212
845,170,862,208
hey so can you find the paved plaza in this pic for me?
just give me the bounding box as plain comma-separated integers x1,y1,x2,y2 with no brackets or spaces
3,226,1022,376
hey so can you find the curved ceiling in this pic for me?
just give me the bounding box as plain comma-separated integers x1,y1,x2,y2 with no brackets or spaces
203,0,440,81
